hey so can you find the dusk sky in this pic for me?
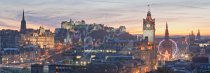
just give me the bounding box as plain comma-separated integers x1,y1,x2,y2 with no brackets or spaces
0,0,210,35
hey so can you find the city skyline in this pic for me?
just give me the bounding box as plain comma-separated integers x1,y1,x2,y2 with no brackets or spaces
0,0,210,35
0,1,210,73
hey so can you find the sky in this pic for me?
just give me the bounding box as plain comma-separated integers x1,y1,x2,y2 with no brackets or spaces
0,0,210,36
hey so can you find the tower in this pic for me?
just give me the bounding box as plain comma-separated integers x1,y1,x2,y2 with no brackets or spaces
196,29,201,40
20,10,26,34
189,31,195,44
139,3,157,72
143,10,155,43
160,22,173,61
165,22,169,40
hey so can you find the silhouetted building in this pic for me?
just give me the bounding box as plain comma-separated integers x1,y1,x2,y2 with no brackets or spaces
86,63,118,73
48,64,85,73
192,56,209,63
165,22,169,40
54,28,68,43
189,31,195,44
20,10,26,34
196,29,201,41
31,64,44,73
158,22,173,61
194,63,210,73
0,30,20,49
192,57,210,73
117,26,126,32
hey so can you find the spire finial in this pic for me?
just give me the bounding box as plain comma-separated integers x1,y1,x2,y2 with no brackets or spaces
165,21,169,40
146,0,151,17
22,9,25,20
196,29,201,40
191,30,194,35
147,0,150,11
20,9,26,34
198,29,200,35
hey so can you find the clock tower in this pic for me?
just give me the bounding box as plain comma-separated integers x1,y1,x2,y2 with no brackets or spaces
143,10,155,43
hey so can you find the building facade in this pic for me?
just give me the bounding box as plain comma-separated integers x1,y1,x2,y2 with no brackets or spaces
0,30,20,49
61,19,75,30
143,11,155,43
31,64,44,73
138,10,157,73
25,26,54,49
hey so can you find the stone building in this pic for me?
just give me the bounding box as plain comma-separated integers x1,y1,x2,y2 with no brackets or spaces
25,26,54,49
0,30,20,49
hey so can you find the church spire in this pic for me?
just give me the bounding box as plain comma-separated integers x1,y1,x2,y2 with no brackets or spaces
165,22,169,40
22,10,25,21
191,31,194,36
20,9,26,34
196,29,201,40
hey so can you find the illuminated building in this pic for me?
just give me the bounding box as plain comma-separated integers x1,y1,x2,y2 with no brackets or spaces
61,19,75,30
117,26,126,32
64,30,72,44
2,47,40,64
138,8,157,72
143,10,155,43
19,10,54,49
26,26,54,49
55,42,63,52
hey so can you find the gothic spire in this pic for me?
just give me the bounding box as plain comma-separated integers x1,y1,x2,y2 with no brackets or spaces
196,29,201,40
165,22,169,40
20,9,26,34
191,31,194,36
22,10,25,21
197,29,200,36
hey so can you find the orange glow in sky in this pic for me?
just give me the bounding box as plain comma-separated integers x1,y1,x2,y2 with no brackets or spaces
0,0,210,36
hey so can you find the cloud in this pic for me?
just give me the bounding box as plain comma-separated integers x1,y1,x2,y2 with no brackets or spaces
0,0,210,35
0,21,19,28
